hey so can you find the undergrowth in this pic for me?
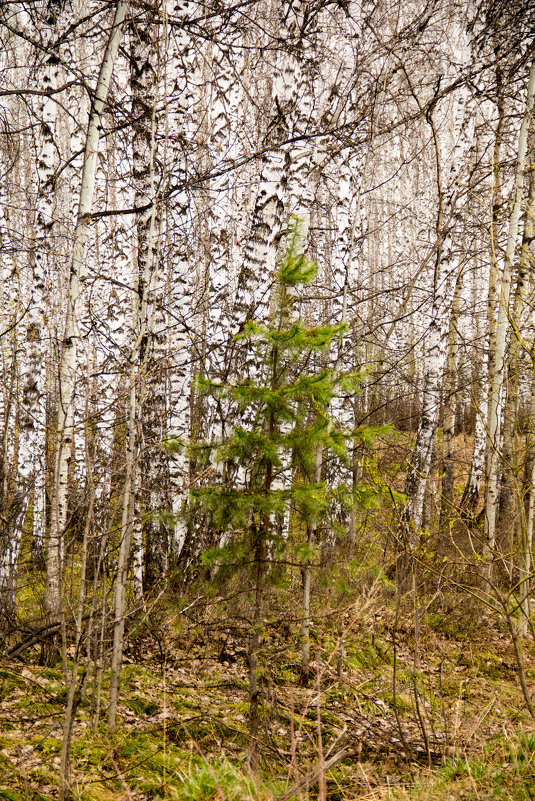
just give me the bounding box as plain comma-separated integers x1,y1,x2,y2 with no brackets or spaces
2,506,535,800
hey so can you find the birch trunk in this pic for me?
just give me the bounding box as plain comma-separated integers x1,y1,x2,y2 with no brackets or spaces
164,0,198,557
130,0,163,603
484,58,535,579
461,252,489,516
300,449,322,686
18,0,63,567
509,156,535,629
482,51,505,525
521,341,535,637
439,268,462,531
403,78,473,536
0,92,26,619
45,0,129,664
109,2,164,721
499,143,535,561
89,127,132,582
233,0,311,341
108,372,138,733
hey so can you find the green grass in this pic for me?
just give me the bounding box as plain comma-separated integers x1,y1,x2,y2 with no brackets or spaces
174,757,280,801
384,735,535,801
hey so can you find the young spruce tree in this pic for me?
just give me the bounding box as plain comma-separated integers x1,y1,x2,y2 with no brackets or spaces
191,220,377,766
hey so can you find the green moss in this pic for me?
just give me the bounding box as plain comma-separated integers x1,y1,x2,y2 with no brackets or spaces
384,735,535,800
474,651,506,679
381,690,413,712
0,789,25,801
166,715,249,749
39,667,63,681
272,665,298,684
0,668,23,682
35,737,61,755
0,736,15,749
27,768,57,787
508,732,535,763
124,695,160,716
230,700,249,714
69,733,109,768
423,612,477,641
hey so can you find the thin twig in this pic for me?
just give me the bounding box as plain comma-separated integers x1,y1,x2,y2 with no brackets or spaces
275,746,358,801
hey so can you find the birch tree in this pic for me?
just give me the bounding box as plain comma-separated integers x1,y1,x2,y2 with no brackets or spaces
44,0,129,665
129,0,164,601
17,0,64,570
0,15,32,622
402,72,474,537
232,0,314,339
163,0,201,560
483,57,535,579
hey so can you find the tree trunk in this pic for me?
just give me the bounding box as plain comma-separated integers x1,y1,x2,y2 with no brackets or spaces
164,0,198,557
521,349,535,637
45,0,129,666
484,57,535,581
499,141,535,568
403,79,473,537
109,1,164,726
108,372,138,734
130,0,163,603
300,448,322,686
248,518,266,772
439,268,462,532
18,0,62,570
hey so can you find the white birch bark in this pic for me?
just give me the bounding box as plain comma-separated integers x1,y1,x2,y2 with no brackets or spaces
164,0,201,556
521,329,535,636
484,58,535,572
461,80,505,515
45,0,129,645
205,26,243,376
18,2,62,564
90,114,133,578
109,60,162,720
130,2,163,603
439,267,462,530
499,147,535,539
0,40,29,615
510,160,535,629
109,0,169,717
461,381,488,513
233,0,311,341
403,70,474,535
108,370,138,732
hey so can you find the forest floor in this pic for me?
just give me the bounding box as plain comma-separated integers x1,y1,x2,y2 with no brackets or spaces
2,562,535,801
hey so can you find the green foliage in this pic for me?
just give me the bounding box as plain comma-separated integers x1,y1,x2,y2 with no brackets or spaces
189,218,382,563
278,216,318,286
163,436,186,454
